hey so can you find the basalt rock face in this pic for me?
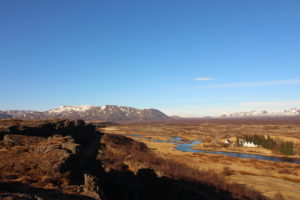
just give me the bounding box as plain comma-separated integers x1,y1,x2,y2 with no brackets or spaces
0,119,102,200
0,192,43,200
0,119,95,144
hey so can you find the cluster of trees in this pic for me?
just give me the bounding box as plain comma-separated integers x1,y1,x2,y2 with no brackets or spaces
244,135,276,149
236,134,294,155
280,141,294,155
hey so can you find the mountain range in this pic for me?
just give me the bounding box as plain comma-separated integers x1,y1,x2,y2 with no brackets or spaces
216,108,300,118
1,105,300,121
0,105,170,121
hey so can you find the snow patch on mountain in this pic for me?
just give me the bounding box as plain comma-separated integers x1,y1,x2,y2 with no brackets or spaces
48,105,94,113
217,108,300,118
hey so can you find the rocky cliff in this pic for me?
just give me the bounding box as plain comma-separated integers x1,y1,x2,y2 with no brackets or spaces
0,119,102,200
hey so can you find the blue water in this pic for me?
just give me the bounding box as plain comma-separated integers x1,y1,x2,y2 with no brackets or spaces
129,134,300,164
169,137,182,142
175,141,300,164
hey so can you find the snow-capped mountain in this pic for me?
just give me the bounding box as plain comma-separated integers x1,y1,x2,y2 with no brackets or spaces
47,105,95,113
5,110,46,119
284,108,300,115
0,111,12,119
217,108,300,118
0,105,170,121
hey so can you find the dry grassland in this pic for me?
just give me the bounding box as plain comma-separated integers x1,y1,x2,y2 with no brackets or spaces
101,118,300,200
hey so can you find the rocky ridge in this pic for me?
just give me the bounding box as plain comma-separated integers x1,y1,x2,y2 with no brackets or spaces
0,119,102,200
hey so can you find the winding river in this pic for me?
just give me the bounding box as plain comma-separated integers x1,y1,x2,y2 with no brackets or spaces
129,134,300,164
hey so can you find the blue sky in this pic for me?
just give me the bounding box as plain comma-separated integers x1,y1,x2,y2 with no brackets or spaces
1,0,300,116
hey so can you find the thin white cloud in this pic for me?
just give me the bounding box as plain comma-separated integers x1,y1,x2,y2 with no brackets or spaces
195,77,213,81
194,79,300,89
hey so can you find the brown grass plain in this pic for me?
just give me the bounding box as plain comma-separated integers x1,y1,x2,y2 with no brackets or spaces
100,118,300,200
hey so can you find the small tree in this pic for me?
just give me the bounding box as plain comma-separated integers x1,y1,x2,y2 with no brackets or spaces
263,136,276,149
236,137,241,147
280,141,294,155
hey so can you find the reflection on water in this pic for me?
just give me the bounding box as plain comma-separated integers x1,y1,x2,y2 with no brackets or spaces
129,134,300,164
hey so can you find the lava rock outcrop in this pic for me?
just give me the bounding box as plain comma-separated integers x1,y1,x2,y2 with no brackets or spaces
0,119,102,200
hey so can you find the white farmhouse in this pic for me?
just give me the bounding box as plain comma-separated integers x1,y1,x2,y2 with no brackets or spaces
242,141,258,148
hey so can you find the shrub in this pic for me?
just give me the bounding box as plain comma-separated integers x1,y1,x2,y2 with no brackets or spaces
280,141,294,155
222,166,234,176
273,192,284,200
278,168,292,174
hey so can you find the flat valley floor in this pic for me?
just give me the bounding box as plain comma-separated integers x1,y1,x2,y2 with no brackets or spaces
100,118,300,200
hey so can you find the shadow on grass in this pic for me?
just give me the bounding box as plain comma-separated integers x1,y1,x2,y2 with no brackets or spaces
102,167,235,200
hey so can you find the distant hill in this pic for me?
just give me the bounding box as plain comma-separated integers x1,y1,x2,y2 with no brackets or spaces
216,108,300,118
169,115,183,119
0,105,170,121
0,111,12,119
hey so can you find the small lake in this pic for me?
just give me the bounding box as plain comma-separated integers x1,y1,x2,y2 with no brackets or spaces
129,134,300,164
